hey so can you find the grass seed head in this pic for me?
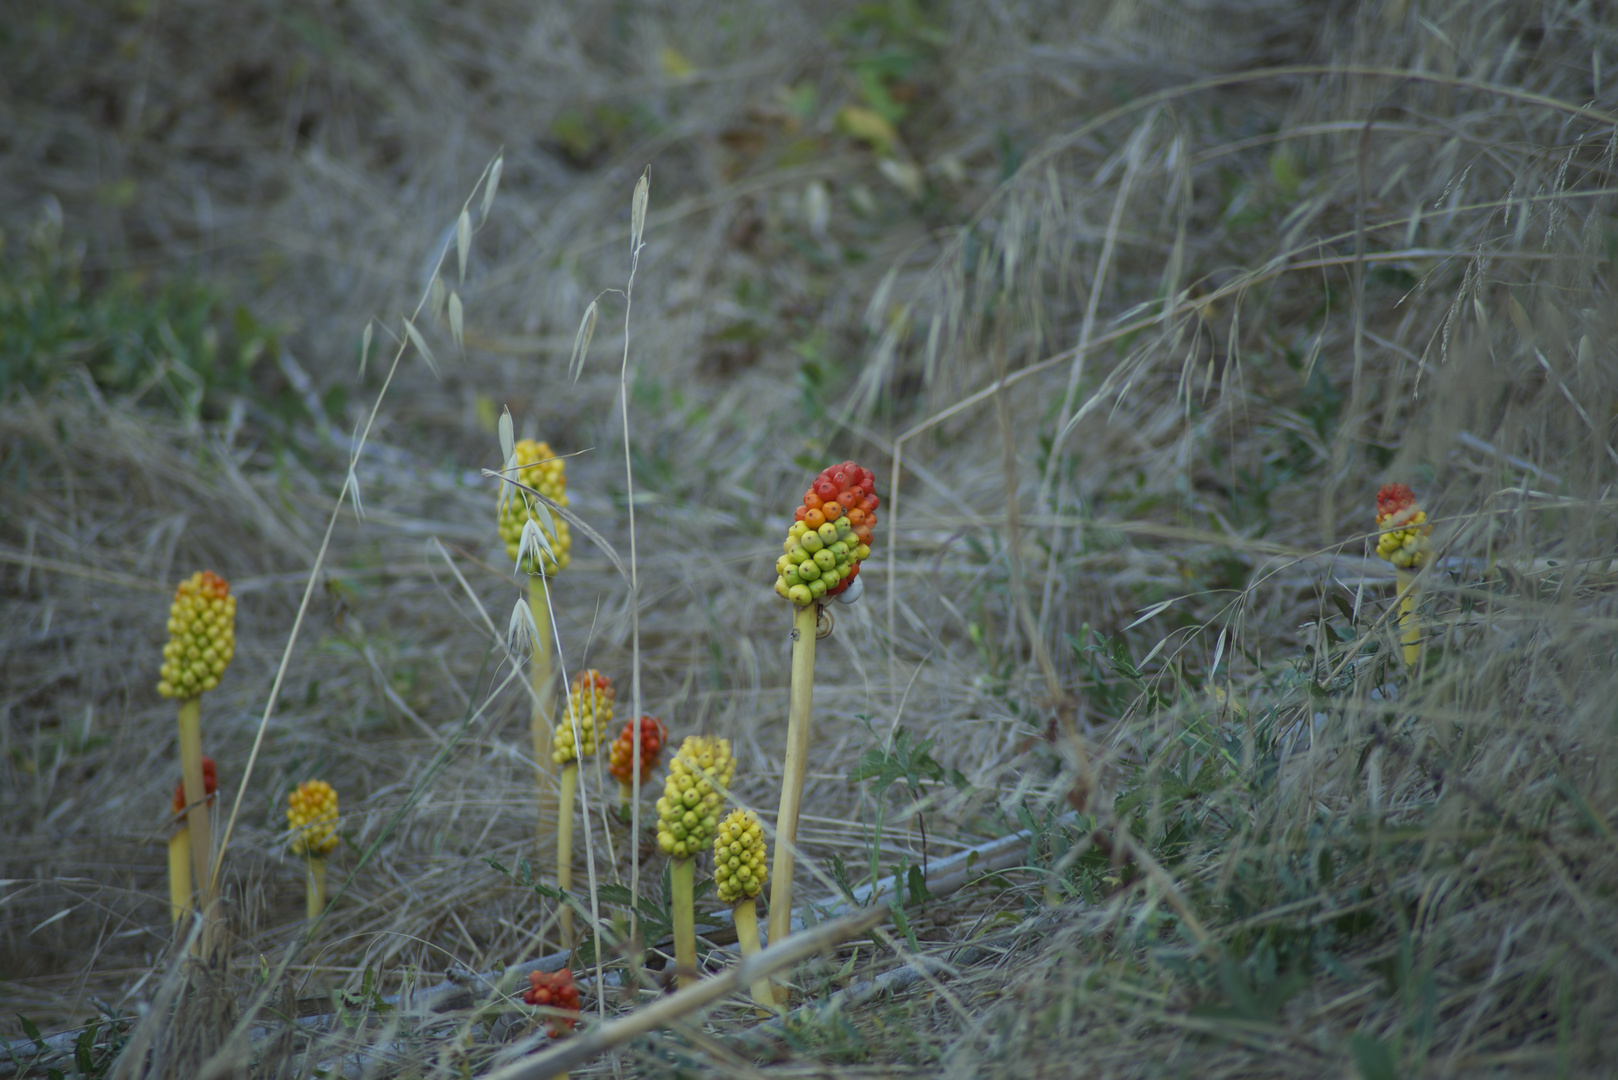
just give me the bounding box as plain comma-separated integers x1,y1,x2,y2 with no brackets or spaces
554,669,612,764
776,460,877,607
656,734,735,858
1374,482,1432,569
607,715,667,787
498,439,572,577
713,808,767,904
287,779,340,857
156,571,236,698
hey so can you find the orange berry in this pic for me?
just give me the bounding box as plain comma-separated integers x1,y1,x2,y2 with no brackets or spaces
804,508,826,529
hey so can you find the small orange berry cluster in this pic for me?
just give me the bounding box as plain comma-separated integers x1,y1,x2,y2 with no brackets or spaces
157,571,236,698
774,461,877,607
287,780,340,857
171,756,219,816
608,716,668,789
554,669,613,765
524,968,581,1037
497,439,572,577
1374,483,1431,570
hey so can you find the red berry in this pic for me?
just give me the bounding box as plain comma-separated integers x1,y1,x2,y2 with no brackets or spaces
861,495,878,512
815,478,837,500
837,489,859,508
860,474,875,494
831,469,848,487
793,506,807,522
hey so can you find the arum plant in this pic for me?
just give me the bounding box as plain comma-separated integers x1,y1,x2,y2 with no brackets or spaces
607,715,667,824
156,571,236,924
496,426,573,854
167,756,217,924
767,461,877,997
1374,483,1432,667
554,669,611,946
713,808,772,1012
525,966,581,1079
656,734,735,988
287,779,340,920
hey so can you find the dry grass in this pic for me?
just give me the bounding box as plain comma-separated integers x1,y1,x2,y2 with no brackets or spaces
3,0,1618,1076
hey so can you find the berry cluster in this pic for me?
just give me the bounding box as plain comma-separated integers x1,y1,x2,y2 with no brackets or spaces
1374,483,1431,569
774,461,878,608
171,756,218,816
287,779,340,857
712,808,767,905
157,571,236,698
523,968,581,1037
497,439,573,577
656,735,736,859
554,669,613,765
608,716,668,788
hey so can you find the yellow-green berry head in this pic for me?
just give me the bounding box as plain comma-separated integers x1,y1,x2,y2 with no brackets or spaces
655,735,735,859
1374,482,1432,569
713,808,767,904
157,571,236,699
553,669,613,764
497,439,573,577
287,779,340,857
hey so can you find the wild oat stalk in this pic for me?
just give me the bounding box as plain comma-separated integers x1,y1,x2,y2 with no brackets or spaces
553,670,610,946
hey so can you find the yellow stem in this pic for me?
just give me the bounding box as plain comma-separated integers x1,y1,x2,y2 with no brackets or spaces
307,857,326,921
168,826,192,924
767,602,818,1002
672,857,697,990
733,897,773,1014
530,577,556,844
618,779,633,825
176,697,212,915
557,761,577,947
1396,568,1421,668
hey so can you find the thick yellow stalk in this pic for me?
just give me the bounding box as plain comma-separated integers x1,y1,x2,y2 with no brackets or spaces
307,857,326,921
557,761,577,947
1396,568,1421,668
168,826,192,924
767,602,819,1002
176,697,212,908
672,857,697,990
732,897,773,1013
530,577,556,838
618,779,634,825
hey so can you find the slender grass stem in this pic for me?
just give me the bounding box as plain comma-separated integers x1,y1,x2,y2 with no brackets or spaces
671,857,696,989
557,761,578,947
767,601,819,1002
528,576,555,844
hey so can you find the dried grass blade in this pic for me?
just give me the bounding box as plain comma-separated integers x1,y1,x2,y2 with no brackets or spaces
405,319,440,376
456,209,471,284
568,301,598,383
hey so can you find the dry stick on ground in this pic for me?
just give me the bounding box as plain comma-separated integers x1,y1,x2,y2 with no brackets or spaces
479,904,892,1080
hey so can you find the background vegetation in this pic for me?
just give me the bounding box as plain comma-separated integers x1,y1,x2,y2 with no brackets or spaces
3,0,1616,1076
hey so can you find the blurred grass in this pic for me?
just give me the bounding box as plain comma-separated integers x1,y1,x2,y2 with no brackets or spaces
2,0,1617,1078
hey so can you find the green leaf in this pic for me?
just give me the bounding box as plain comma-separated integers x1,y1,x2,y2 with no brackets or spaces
1349,1033,1399,1080
16,1016,46,1054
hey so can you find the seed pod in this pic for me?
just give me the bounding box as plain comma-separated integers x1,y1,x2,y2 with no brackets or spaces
772,461,879,608
287,780,340,857
157,571,236,698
